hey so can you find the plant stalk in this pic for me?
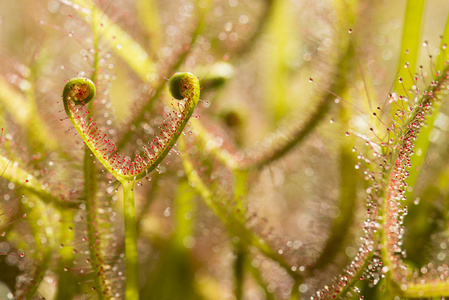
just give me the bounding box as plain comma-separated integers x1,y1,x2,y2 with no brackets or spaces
123,180,139,300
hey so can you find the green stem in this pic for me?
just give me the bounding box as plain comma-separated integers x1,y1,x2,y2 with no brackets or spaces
82,24,110,297
290,281,300,300
233,246,245,300
123,180,139,300
247,262,276,300
56,209,76,300
392,0,426,99
84,148,110,299
404,9,449,207
173,179,196,248
113,175,159,263
91,7,100,84
403,281,449,298
232,171,247,300
233,170,248,214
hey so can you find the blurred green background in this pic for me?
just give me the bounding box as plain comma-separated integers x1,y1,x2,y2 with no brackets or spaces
1,0,449,299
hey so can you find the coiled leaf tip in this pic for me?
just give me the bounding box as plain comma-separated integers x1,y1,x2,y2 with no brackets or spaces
169,72,197,100
63,77,96,105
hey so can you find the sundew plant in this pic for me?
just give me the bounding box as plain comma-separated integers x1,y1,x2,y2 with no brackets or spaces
1,0,449,299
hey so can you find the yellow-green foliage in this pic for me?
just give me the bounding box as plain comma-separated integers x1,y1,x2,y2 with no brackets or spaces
0,0,449,300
